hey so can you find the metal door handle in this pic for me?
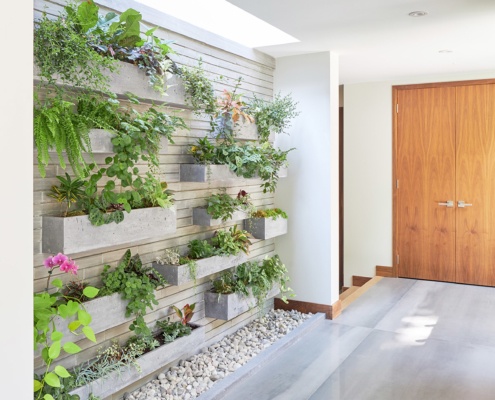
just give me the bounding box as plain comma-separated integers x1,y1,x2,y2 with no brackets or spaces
457,200,472,208
438,200,454,207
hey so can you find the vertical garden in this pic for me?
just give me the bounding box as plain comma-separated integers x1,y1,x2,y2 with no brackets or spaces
33,1,300,399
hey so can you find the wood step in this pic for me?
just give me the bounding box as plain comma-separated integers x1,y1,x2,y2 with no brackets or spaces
341,276,383,310
339,286,360,301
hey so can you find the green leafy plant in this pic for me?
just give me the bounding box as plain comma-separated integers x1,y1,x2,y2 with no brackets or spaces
34,2,117,94
156,318,192,343
79,1,175,93
72,339,147,389
211,255,293,310
205,189,254,221
48,173,87,217
100,250,167,342
247,92,300,143
250,208,288,220
178,60,217,116
34,254,99,400
187,239,215,260
211,225,252,256
189,137,293,193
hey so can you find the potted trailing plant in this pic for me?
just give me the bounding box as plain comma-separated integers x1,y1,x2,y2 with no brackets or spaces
34,254,100,400
68,303,204,400
244,208,289,240
193,189,255,226
205,255,293,320
247,92,300,143
154,225,252,286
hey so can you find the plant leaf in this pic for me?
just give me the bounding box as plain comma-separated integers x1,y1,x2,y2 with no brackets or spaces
83,286,99,298
82,326,97,343
78,309,92,326
54,365,71,378
63,341,81,354
43,372,60,388
34,380,42,392
48,341,61,360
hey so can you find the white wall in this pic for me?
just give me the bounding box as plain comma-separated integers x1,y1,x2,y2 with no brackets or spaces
344,70,495,286
274,51,340,306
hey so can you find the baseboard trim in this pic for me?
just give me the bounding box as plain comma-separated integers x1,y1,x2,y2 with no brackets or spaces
352,275,372,287
376,265,394,277
274,298,342,320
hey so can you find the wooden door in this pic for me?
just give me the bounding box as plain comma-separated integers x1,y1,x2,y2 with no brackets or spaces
455,84,495,286
395,81,495,286
397,87,456,281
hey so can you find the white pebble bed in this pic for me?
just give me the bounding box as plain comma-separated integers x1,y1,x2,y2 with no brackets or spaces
123,309,312,400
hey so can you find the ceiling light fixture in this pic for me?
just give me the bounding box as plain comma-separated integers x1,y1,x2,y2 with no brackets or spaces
438,50,453,54
408,11,428,17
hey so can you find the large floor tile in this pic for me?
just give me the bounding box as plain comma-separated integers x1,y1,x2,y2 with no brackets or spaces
334,278,415,329
375,280,495,347
218,322,372,400
310,329,495,400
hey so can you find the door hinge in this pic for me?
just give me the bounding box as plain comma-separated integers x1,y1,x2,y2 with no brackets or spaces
396,254,400,265
396,179,399,189
396,103,399,113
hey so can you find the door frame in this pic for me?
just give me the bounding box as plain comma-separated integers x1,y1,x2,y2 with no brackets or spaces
392,78,495,278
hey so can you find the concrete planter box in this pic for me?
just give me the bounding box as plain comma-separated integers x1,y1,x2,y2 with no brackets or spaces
69,324,205,400
40,129,169,155
278,166,288,178
244,217,288,240
34,62,187,107
180,164,237,182
42,206,177,255
192,207,248,226
180,164,287,183
153,253,247,286
86,129,169,154
205,285,280,321
52,293,131,346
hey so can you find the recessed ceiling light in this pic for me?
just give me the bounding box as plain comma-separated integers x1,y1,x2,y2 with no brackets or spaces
408,11,428,17
438,50,453,53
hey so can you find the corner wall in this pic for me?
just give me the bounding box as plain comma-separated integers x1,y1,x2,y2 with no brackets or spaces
274,51,340,306
343,70,495,286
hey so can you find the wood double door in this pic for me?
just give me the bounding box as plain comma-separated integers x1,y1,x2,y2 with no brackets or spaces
395,81,495,286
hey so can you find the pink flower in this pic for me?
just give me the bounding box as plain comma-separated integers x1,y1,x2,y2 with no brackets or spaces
52,253,68,265
43,256,55,269
59,259,78,275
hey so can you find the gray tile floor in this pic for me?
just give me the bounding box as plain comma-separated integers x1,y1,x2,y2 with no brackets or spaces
218,278,495,400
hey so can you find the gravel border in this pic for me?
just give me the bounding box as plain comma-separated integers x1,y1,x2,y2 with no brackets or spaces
124,310,325,400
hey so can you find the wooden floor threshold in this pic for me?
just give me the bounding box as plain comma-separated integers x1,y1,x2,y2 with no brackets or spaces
340,276,383,310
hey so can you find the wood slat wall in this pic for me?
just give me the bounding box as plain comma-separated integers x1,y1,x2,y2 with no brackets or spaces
33,0,278,377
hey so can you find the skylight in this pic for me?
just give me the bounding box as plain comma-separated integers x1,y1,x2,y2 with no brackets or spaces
134,0,299,48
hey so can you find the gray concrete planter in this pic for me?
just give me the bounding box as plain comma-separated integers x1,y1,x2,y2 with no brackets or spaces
180,164,288,183
278,166,288,178
69,324,205,400
243,217,288,240
34,62,187,107
205,285,280,321
54,293,131,346
192,207,248,226
153,253,248,286
86,129,169,154
180,164,237,182
42,206,177,255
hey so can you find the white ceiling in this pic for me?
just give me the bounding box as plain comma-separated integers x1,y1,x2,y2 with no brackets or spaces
227,0,495,84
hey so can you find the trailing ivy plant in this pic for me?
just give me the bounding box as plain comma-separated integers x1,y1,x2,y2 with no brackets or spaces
189,137,294,193
178,60,217,117
205,189,254,221
99,250,167,344
211,255,293,310
247,93,300,143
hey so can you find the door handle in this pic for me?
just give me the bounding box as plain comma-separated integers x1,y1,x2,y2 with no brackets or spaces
457,200,473,208
438,200,454,207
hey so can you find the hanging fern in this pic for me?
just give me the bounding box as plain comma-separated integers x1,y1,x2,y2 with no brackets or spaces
34,98,92,178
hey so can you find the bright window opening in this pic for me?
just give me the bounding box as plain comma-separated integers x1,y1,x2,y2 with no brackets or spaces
135,0,299,48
